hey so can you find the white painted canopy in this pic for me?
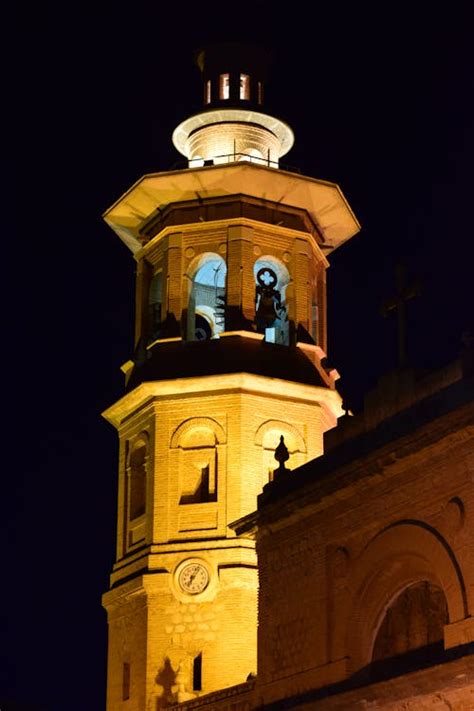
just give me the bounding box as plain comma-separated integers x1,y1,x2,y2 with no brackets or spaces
103,162,360,254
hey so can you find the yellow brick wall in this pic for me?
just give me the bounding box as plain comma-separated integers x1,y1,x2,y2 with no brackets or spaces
255,410,474,704
104,206,337,709
103,373,339,709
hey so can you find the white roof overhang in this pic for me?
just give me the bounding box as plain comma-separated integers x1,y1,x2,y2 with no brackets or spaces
103,162,360,254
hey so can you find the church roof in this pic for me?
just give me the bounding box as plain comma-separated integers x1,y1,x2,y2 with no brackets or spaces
103,162,360,254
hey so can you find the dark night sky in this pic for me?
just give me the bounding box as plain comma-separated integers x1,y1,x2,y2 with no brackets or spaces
5,3,473,709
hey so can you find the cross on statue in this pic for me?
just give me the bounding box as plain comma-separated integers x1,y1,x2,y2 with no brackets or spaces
260,270,276,286
380,263,420,367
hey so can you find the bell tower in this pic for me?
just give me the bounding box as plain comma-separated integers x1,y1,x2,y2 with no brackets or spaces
102,43,359,709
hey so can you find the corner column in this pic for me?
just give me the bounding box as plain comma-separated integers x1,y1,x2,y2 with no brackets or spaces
226,224,255,329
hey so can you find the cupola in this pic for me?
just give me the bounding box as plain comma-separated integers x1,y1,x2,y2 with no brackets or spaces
172,42,294,168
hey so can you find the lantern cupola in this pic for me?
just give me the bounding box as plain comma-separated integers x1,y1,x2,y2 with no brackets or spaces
172,42,294,168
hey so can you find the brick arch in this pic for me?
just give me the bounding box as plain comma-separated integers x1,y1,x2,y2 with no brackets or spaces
253,255,291,290
254,419,306,453
170,417,226,449
185,251,226,282
128,430,149,451
341,521,467,673
126,431,150,470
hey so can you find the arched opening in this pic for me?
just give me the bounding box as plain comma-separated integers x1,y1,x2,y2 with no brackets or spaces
177,425,218,505
370,581,448,679
187,253,227,341
254,256,290,344
344,522,466,674
255,420,306,487
261,428,304,482
171,417,225,508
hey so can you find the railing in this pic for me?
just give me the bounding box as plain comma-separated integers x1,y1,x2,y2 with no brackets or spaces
169,152,302,174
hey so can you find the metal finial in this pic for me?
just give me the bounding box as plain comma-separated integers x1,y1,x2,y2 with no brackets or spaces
273,435,289,479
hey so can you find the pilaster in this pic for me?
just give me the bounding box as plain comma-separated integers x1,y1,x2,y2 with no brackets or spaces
226,224,254,328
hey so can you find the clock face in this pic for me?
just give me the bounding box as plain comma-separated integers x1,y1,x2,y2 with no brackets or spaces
178,563,210,594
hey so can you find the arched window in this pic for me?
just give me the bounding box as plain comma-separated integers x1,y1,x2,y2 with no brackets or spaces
178,425,217,504
171,418,226,505
128,438,147,520
187,253,227,341
371,581,448,678
254,256,290,345
255,420,306,484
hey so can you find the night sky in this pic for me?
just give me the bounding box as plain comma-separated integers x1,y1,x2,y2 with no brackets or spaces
5,4,473,710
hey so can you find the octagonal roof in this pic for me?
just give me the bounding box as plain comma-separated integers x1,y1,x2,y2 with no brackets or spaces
103,162,360,254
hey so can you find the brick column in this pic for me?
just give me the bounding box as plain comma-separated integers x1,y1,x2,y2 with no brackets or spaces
226,224,255,330
163,232,183,336
293,237,311,337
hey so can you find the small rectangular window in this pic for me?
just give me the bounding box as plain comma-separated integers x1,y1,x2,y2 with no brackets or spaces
240,74,250,100
219,73,230,100
205,80,211,104
123,662,130,700
193,653,202,691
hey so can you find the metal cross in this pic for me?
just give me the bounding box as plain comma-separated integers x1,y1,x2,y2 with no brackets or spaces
380,263,420,367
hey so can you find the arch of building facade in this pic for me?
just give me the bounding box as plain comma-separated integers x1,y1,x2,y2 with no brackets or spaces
338,521,467,673
126,431,150,467
185,251,227,284
184,252,227,340
253,255,291,290
170,416,227,449
254,419,306,453
128,429,149,449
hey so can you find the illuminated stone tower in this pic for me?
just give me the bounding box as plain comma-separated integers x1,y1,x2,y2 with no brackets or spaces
102,43,359,710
